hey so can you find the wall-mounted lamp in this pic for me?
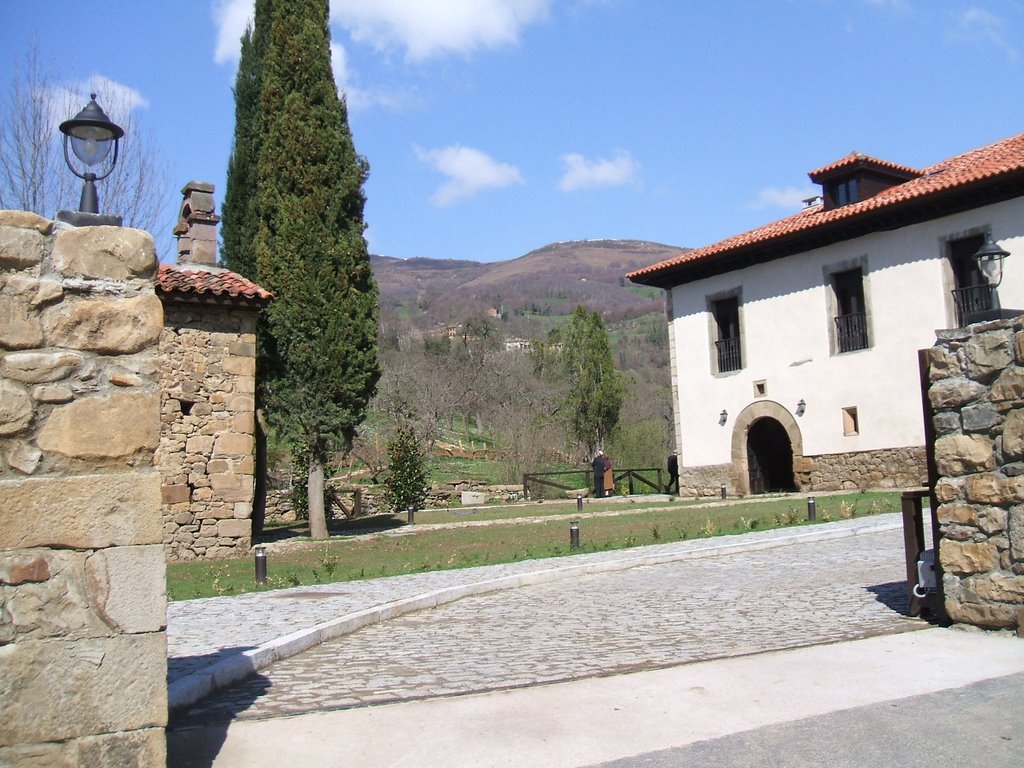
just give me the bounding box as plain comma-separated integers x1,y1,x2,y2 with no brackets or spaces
719,409,728,426
59,93,123,216
796,399,806,417
974,233,1010,288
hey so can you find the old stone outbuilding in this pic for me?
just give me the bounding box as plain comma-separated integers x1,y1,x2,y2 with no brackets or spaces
156,182,271,560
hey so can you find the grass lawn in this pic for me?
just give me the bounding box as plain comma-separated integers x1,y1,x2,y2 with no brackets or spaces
166,491,899,601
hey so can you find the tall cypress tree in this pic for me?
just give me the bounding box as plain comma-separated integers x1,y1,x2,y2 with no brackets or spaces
221,0,268,277
563,306,624,456
253,0,380,539
222,2,271,534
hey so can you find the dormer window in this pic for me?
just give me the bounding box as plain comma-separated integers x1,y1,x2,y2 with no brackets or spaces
830,179,858,207
809,153,922,212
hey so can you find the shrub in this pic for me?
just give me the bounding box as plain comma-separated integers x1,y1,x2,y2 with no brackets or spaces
383,424,429,514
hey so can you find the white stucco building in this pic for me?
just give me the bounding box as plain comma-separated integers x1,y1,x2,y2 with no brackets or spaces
629,132,1024,496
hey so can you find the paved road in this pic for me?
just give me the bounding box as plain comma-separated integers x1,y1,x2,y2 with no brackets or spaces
169,519,922,726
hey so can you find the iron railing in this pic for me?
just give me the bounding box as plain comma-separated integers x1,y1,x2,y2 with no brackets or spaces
835,312,868,353
715,336,742,372
952,284,993,326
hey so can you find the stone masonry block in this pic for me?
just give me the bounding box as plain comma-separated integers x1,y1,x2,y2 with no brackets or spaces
1,350,85,384
940,540,1001,575
222,354,255,376
0,285,44,350
51,226,157,280
1003,410,1024,461
0,633,167,745
964,330,1013,381
990,366,1024,402
45,293,163,355
0,727,168,768
0,379,32,436
965,473,1024,506
0,473,162,550
0,550,109,643
85,545,166,634
928,377,986,409
37,392,160,460
0,210,53,234
0,224,46,270
945,599,1019,629
934,434,995,476
213,432,254,457
217,518,252,538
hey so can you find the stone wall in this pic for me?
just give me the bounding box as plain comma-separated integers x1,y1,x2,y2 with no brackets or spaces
797,447,927,491
158,302,258,560
929,318,1024,634
677,446,925,498
0,212,167,765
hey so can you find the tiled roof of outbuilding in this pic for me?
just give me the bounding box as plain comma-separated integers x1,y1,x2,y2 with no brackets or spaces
156,264,272,305
628,131,1024,286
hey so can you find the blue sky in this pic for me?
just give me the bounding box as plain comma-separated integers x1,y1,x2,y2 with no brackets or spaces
3,1,1024,264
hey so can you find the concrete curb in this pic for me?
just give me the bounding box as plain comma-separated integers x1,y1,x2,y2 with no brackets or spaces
168,515,903,711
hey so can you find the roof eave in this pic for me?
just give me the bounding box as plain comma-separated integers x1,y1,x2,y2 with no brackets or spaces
629,169,1024,289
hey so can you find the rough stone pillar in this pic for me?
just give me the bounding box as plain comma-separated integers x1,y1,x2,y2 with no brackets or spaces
929,318,1024,635
0,210,167,766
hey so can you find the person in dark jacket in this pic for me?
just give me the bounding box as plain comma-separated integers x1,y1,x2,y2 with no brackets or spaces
667,452,679,495
593,450,606,498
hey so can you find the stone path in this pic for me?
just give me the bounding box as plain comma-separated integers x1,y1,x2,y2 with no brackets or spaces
169,514,924,726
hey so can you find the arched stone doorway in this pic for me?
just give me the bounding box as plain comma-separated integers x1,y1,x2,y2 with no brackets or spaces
747,418,796,494
729,401,804,496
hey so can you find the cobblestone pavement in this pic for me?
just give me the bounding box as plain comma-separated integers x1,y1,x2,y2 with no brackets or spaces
169,517,925,727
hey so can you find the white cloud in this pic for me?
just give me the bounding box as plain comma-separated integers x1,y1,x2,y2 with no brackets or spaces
748,186,818,211
44,77,149,135
213,0,255,65
415,145,524,206
330,42,411,112
330,0,552,61
559,151,640,192
956,7,1017,61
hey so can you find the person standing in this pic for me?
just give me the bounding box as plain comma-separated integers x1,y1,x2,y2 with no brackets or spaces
603,452,614,497
667,452,679,495
592,450,605,498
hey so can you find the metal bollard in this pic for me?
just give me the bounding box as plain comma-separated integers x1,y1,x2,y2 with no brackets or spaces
577,493,583,514
255,545,267,585
720,483,727,499
408,505,415,525
570,521,580,550
807,496,816,521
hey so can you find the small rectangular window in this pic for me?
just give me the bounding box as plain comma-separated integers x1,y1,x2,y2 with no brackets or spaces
753,380,767,397
842,406,859,436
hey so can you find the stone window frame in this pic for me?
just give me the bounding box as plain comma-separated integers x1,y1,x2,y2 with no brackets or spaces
822,255,872,356
706,286,745,376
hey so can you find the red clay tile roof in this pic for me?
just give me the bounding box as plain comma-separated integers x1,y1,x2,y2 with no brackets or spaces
807,151,922,182
156,263,272,304
629,131,1024,286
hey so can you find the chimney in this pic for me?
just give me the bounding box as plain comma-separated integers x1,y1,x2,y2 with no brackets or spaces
173,181,221,266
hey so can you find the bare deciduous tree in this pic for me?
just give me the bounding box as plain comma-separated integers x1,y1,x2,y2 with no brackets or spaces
0,43,171,241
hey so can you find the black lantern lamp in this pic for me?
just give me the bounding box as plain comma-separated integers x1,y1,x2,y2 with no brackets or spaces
974,233,1010,288
58,93,124,219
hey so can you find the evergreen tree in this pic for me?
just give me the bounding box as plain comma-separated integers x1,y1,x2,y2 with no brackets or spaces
221,2,270,535
562,306,625,455
383,424,428,515
220,0,268,277
253,0,380,540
